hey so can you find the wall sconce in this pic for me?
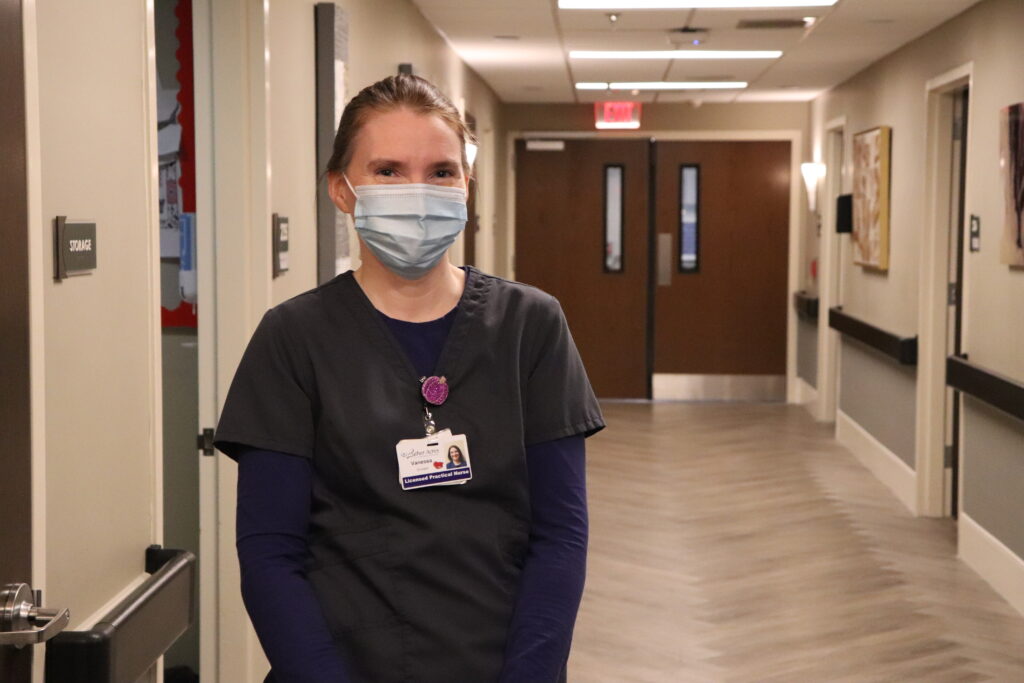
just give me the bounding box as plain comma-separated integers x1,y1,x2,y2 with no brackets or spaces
800,162,826,212
801,162,826,232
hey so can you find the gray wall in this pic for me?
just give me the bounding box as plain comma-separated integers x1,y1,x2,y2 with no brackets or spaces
796,318,818,388
839,338,916,468
962,398,1024,558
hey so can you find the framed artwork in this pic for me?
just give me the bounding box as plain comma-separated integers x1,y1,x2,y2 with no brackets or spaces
852,126,892,271
1001,102,1024,267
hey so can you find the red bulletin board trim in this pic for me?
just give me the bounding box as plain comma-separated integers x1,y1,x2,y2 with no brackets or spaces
174,0,195,213
162,300,198,328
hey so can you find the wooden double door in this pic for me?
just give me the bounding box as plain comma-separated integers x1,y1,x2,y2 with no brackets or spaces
515,138,790,399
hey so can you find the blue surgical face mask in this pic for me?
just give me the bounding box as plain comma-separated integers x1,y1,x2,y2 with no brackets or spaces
344,174,467,280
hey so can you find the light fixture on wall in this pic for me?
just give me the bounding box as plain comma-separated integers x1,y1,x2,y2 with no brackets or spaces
801,161,826,232
575,81,748,91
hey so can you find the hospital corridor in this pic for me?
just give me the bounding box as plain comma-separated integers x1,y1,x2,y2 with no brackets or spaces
2,0,1024,681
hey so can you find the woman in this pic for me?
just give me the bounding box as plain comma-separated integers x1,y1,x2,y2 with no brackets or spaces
446,444,467,469
214,74,604,682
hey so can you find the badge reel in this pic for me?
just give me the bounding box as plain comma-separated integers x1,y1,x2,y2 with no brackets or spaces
395,375,472,491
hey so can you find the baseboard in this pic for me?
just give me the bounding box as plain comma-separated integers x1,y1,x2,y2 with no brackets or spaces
836,410,917,514
795,376,818,405
959,513,1024,618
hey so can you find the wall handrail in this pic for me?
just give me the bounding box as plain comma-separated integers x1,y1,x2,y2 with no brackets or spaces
828,306,918,365
44,546,196,683
793,291,819,322
946,355,1024,423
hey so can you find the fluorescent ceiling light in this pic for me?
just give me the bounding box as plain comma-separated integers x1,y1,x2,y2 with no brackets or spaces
575,81,747,90
571,50,782,59
595,121,642,130
612,81,747,90
560,1,836,8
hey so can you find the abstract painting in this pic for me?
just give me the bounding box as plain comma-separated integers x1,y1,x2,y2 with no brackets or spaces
852,126,892,271
1001,103,1024,267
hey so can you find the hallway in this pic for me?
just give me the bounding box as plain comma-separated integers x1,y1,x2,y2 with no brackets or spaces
572,403,1024,682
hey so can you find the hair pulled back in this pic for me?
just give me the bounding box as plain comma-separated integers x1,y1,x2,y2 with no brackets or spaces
324,74,476,178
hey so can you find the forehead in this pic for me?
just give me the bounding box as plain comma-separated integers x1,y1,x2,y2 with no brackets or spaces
353,108,462,163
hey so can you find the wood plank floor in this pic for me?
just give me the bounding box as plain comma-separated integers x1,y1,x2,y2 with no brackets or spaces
569,402,1024,682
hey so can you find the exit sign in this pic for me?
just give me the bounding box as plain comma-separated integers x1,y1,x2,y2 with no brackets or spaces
595,101,641,130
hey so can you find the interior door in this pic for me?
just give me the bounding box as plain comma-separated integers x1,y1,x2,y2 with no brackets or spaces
515,138,650,398
2,2,173,681
0,0,33,676
653,141,790,399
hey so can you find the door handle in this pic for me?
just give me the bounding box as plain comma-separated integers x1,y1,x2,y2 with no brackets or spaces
0,583,70,648
657,233,672,287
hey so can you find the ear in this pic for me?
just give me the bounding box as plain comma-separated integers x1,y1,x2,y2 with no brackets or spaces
327,173,355,214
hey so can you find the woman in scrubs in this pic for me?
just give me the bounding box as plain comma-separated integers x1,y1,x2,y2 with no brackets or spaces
215,74,604,682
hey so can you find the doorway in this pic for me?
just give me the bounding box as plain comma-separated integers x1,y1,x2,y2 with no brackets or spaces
155,1,201,679
514,136,792,400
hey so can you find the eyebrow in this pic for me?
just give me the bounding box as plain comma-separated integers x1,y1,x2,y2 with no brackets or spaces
365,157,461,170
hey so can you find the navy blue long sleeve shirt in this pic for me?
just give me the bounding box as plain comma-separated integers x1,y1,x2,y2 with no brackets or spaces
234,305,588,681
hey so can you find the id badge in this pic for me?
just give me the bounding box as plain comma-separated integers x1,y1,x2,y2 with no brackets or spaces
396,429,472,491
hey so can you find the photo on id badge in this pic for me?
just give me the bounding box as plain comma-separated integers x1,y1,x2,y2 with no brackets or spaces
397,429,472,490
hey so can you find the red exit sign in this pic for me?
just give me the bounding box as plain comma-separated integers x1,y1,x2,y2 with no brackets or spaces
595,101,641,130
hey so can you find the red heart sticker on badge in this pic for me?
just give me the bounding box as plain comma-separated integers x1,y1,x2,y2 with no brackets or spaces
433,462,444,469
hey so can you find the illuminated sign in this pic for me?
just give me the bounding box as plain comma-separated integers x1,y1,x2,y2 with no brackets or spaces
594,101,641,130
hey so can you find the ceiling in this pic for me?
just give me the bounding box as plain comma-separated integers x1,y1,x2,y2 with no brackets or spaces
410,0,983,104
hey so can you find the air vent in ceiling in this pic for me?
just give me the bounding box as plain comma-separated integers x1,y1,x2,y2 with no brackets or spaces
737,19,807,30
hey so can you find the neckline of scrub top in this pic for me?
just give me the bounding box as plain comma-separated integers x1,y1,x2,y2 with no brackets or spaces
339,265,490,390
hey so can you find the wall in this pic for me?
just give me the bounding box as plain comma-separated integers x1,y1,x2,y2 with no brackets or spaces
809,0,1024,596
503,101,810,135
268,0,506,307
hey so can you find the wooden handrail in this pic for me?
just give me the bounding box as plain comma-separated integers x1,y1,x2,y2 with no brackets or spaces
793,291,819,322
946,355,1024,423
828,307,917,365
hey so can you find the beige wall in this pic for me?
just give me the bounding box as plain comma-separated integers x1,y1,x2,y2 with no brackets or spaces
504,101,810,136
809,0,1024,566
34,0,161,646
811,0,1024,362
267,0,506,306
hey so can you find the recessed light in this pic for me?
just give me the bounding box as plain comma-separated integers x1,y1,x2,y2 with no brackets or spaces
575,82,611,90
493,34,520,40
571,49,782,59
560,1,837,9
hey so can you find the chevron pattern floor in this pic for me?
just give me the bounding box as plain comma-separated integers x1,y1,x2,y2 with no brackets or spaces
569,402,1024,682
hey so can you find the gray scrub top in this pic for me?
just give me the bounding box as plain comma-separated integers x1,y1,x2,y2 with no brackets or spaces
214,266,604,682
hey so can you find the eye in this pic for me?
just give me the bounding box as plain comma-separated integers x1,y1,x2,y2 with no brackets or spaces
435,169,453,178
376,168,396,177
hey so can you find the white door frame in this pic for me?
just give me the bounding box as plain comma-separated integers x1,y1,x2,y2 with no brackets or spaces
192,0,219,679
813,116,847,423
915,62,974,517
505,129,805,403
